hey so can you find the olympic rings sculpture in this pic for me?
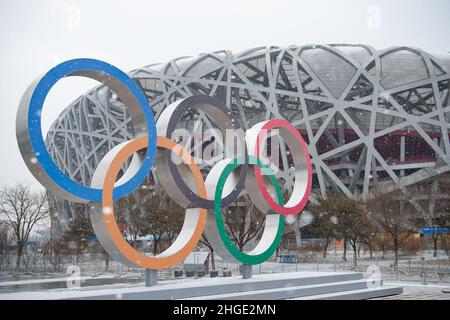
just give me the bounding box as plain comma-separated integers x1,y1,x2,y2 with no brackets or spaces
16,58,312,269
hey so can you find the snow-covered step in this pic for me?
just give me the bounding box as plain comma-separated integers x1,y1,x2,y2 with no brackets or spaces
183,279,372,300
0,272,402,300
290,286,403,300
67,272,364,300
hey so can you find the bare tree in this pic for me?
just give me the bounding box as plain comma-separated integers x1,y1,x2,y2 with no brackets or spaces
136,186,184,255
366,186,416,267
62,215,95,264
223,196,265,252
410,178,450,257
309,203,339,258
115,192,145,248
0,184,51,270
0,222,14,270
161,193,184,248
115,181,186,256
358,222,380,260
312,193,368,266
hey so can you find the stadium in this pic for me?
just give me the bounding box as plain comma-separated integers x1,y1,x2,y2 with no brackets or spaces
44,44,450,232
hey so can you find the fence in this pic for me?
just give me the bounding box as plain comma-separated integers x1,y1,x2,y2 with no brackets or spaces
0,249,448,292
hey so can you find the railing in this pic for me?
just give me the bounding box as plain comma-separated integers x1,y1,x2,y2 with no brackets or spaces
0,250,448,292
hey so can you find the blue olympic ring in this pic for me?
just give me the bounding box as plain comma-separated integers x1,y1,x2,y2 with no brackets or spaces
27,58,157,202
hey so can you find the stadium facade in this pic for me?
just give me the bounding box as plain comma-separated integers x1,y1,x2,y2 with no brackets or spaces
45,44,450,230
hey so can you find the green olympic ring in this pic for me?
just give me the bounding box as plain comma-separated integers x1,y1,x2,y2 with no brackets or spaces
214,156,285,265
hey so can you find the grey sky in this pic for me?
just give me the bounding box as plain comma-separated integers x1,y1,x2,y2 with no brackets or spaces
0,0,449,190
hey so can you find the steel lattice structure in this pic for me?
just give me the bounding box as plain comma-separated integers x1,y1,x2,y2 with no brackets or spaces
45,44,450,228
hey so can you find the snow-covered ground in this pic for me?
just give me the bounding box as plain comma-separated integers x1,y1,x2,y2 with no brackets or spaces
0,271,360,300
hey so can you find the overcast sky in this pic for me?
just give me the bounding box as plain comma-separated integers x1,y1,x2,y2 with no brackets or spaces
0,0,449,191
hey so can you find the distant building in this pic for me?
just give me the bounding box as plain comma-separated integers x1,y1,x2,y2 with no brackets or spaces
45,44,450,232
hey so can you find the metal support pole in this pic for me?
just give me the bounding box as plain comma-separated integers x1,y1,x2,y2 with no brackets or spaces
242,264,252,279
145,269,158,287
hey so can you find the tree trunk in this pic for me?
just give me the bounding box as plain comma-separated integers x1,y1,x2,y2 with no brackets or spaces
15,244,23,271
352,243,358,267
323,237,329,258
104,253,110,271
394,248,398,267
152,239,159,255
443,235,449,259
432,235,438,258
393,238,399,267
342,238,347,262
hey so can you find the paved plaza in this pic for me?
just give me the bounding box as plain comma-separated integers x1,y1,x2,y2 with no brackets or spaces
373,282,450,300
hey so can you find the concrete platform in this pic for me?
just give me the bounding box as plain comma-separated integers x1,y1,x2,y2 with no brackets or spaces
0,271,403,300
0,274,143,293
